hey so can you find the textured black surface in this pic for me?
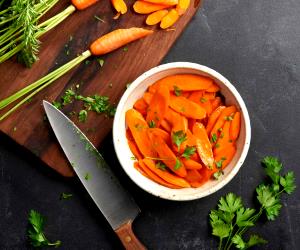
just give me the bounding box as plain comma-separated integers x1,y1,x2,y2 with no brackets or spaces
1,0,300,249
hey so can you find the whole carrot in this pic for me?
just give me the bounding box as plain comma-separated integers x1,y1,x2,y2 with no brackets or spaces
90,28,153,55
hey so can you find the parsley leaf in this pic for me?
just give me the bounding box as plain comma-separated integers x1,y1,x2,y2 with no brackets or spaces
182,146,196,159
218,193,243,213
174,158,182,170
211,133,218,143
262,156,282,183
173,85,182,96
212,222,230,239
247,234,268,248
28,210,61,247
52,101,62,109
236,207,256,227
156,162,167,171
172,130,187,151
78,110,88,122
200,97,207,103
280,171,296,194
231,234,246,249
148,120,156,128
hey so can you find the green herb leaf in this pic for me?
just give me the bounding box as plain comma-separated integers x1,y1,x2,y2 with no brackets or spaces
262,156,282,184
85,173,91,181
78,110,88,122
52,101,62,109
236,207,256,227
247,234,268,248
200,97,207,103
97,58,105,67
173,85,182,96
280,171,296,194
172,130,187,151
60,193,73,200
213,170,223,180
212,222,230,239
156,162,167,171
218,193,243,213
174,158,182,170
123,46,128,52
215,157,226,169
211,133,218,143
182,146,196,159
28,210,61,247
148,120,156,128
231,234,246,249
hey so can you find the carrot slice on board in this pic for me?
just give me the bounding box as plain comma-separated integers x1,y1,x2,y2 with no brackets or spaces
182,158,202,170
111,0,127,14
206,106,226,134
128,140,143,160
230,112,241,141
133,98,148,115
147,128,170,144
160,9,179,29
143,92,153,105
150,74,213,92
213,120,232,155
169,95,206,119
176,0,190,15
211,96,222,111
143,159,190,187
126,109,157,158
214,144,236,170
193,122,214,168
133,1,170,14
164,108,188,132
160,119,172,132
210,105,237,139
148,132,187,177
72,0,98,10
146,85,170,127
138,160,181,188
146,10,169,25
206,83,220,92
144,0,178,5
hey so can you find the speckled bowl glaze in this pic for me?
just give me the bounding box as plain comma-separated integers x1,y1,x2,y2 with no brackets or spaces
113,62,251,201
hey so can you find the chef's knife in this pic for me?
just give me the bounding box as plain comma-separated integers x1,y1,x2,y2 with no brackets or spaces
43,101,145,250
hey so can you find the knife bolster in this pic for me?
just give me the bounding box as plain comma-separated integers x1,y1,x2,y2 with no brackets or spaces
115,220,146,250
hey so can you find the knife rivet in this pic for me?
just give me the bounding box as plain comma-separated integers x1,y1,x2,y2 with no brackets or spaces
125,236,132,243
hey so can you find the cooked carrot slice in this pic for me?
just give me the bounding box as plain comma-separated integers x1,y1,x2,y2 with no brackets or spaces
133,1,170,14
148,132,187,177
188,90,204,103
146,10,169,25
206,83,220,92
182,158,202,170
143,159,190,187
214,144,236,169
198,166,213,182
144,0,178,6
134,161,148,177
210,105,237,139
146,85,170,127
169,95,206,119
164,108,188,132
176,0,190,15
213,120,232,156
147,128,170,144
160,119,172,132
143,91,153,105
230,112,241,141
211,96,222,111
185,169,202,183
133,98,148,115
160,9,179,29
126,128,134,141
138,160,181,188
126,109,157,158
206,106,226,134
111,0,127,14
188,119,196,132
189,91,213,116
150,74,213,92
193,122,214,168
128,140,144,160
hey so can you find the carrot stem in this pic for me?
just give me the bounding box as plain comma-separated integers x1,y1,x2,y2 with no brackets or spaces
0,50,91,121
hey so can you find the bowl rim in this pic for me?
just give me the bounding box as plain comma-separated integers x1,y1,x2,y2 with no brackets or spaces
113,62,251,201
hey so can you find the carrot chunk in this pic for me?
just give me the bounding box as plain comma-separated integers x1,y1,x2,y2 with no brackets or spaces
169,95,206,119
206,83,220,92
133,98,148,115
143,92,153,105
143,159,190,187
144,0,178,5
230,112,241,141
160,9,179,29
146,85,170,127
111,0,127,14
146,10,169,25
193,122,214,168
128,140,143,160
71,0,98,10
213,120,232,156
164,108,188,132
133,1,170,14
214,144,236,170
176,0,190,15
211,96,222,111
182,158,202,170
206,106,226,134
160,119,172,132
147,128,170,144
126,109,157,158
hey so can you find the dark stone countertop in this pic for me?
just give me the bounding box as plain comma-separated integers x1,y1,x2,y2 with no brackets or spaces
1,0,300,249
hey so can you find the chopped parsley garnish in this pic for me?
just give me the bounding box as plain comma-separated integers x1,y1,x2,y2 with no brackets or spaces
174,158,182,170
97,58,105,67
216,157,226,168
173,85,182,96
200,97,207,103
27,210,61,248
172,130,187,151
78,110,88,122
84,173,91,181
215,143,220,148
148,120,156,128
123,46,128,52
156,162,167,171
213,170,224,180
211,133,218,143
182,146,196,159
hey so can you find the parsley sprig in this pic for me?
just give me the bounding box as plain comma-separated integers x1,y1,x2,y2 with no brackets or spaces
209,156,296,250
28,210,61,248
172,130,187,151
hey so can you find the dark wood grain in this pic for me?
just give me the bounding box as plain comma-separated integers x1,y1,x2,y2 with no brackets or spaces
0,0,201,176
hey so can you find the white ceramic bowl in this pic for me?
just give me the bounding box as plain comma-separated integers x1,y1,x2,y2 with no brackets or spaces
113,62,251,201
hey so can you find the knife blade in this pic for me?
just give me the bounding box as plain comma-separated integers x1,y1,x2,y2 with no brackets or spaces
43,101,145,250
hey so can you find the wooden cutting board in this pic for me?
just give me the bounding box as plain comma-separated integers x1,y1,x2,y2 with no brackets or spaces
0,0,201,177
